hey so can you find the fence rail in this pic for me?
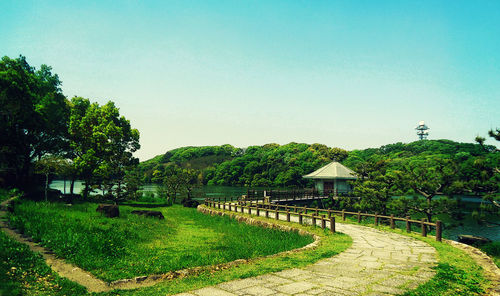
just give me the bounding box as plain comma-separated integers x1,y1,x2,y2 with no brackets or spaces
204,197,442,242
243,188,354,203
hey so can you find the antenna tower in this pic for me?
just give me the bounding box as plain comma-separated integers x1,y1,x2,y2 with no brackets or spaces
415,121,429,140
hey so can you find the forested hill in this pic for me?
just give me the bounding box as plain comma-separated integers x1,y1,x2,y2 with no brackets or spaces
137,140,498,188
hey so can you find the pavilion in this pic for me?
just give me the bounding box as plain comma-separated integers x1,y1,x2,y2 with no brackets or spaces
303,161,357,195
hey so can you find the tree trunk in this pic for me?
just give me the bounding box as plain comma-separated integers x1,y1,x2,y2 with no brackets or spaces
83,180,90,199
70,176,75,195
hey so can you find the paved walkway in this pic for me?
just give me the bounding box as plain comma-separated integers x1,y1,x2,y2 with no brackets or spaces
177,207,438,296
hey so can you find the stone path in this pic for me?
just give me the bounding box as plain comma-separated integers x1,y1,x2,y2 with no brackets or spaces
177,207,438,296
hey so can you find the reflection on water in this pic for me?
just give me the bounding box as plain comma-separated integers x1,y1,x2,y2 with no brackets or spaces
50,181,500,241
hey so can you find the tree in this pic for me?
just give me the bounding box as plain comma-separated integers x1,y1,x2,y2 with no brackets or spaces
352,159,400,215
34,155,66,201
123,169,143,200
68,97,140,199
394,158,461,222
474,128,500,215
0,56,69,190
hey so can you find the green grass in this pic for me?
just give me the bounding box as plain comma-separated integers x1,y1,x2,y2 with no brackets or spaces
401,236,488,296
0,231,87,296
8,201,313,282
0,188,19,203
479,242,500,267
96,208,352,295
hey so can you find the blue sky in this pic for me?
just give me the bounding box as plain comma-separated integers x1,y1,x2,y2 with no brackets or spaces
2,1,499,160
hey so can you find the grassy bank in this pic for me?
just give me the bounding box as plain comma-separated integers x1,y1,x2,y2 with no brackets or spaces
97,208,352,295
0,231,87,296
7,201,313,282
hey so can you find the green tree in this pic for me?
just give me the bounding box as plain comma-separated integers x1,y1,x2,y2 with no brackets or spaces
0,56,69,190
394,158,461,222
34,155,66,201
68,97,140,199
123,169,143,200
352,159,400,215
475,128,500,215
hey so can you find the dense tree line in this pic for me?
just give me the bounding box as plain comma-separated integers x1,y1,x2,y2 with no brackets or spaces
139,138,498,221
345,138,499,222
138,143,349,188
0,56,140,200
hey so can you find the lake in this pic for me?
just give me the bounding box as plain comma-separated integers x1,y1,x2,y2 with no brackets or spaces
50,180,500,241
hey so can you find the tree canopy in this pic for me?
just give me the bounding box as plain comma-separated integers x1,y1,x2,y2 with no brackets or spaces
0,56,69,189
0,55,140,199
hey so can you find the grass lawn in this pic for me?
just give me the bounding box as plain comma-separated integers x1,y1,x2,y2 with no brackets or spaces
7,201,314,282
0,230,87,296
97,209,352,296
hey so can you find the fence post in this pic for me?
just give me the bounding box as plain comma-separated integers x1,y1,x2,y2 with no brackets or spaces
330,216,335,233
248,206,251,215
321,215,326,229
390,214,395,229
315,207,319,216
342,209,346,221
256,207,260,217
357,211,361,223
421,219,427,237
406,216,411,233
374,212,378,226
275,209,279,220
265,208,269,218
312,215,316,227
241,205,244,213
435,220,442,242
299,212,303,224
228,203,231,211
287,210,290,222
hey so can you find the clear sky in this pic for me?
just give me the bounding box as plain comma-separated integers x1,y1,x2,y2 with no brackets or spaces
2,1,499,161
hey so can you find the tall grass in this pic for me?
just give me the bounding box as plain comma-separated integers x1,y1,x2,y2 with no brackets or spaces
8,201,313,282
0,231,86,296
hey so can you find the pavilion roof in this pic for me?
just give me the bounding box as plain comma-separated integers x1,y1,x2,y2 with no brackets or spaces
303,161,357,180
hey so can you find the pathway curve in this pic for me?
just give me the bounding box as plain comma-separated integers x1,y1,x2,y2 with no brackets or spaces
177,207,438,296
0,197,111,292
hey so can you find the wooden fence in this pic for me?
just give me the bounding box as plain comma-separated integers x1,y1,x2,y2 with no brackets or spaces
244,188,353,202
204,197,442,242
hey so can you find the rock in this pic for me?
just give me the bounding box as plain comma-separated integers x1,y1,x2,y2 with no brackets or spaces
131,210,164,219
458,234,492,246
182,199,199,208
96,204,120,218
